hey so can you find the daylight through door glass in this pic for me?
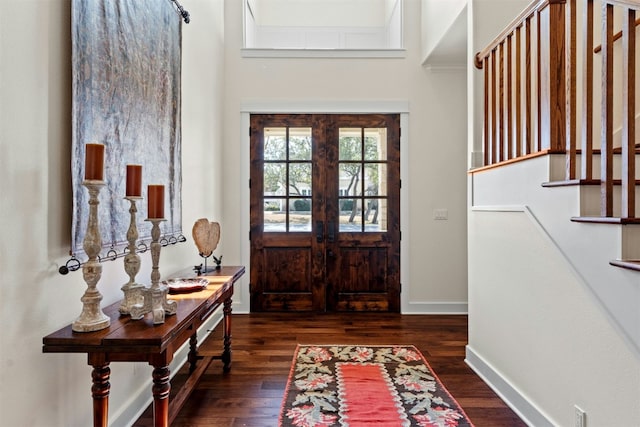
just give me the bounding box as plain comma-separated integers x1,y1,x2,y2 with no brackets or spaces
338,127,387,232
263,127,312,232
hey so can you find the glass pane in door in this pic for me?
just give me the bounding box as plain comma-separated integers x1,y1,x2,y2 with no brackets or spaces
339,128,362,160
338,127,389,232
289,198,312,231
263,126,313,232
264,127,287,160
289,128,312,160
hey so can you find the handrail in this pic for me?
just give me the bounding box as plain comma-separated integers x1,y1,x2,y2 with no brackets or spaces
593,17,640,53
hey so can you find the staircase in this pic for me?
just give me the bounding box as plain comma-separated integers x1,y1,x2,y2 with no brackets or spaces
473,0,640,272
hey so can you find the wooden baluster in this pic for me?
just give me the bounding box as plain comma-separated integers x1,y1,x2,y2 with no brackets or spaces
484,56,490,166
601,2,614,217
526,16,533,155
516,25,523,158
538,0,566,153
551,1,566,153
622,7,636,219
507,34,514,160
566,0,577,180
491,49,498,164
499,41,505,162
582,0,594,182
537,9,543,152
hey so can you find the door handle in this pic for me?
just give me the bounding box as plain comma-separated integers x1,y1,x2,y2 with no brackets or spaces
316,221,324,243
327,221,335,243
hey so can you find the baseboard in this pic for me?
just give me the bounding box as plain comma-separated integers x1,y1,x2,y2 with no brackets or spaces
401,301,468,314
110,310,224,427
465,345,554,427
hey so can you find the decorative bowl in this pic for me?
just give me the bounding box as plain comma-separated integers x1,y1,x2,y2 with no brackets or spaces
163,277,209,294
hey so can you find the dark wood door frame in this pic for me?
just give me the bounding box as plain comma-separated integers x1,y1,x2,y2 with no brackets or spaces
248,113,402,312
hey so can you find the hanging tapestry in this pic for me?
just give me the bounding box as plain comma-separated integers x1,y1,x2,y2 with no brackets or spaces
70,0,183,256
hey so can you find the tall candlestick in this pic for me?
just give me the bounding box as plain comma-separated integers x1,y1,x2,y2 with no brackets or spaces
72,181,110,332
129,218,177,324
84,143,105,181
119,196,145,315
148,185,165,219
126,165,142,197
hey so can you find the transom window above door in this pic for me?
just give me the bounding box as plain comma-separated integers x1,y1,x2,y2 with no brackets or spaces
243,0,403,51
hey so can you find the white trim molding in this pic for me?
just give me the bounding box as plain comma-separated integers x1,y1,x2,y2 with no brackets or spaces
239,101,411,313
241,48,407,59
423,64,466,73
403,301,468,314
465,345,554,427
240,99,410,114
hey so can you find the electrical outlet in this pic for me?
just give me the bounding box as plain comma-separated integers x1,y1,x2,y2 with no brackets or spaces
574,405,586,427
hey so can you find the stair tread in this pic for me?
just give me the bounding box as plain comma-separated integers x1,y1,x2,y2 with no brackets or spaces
543,179,640,187
610,259,640,272
571,216,640,224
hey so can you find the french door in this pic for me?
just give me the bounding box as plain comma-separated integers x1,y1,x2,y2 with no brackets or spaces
249,114,400,312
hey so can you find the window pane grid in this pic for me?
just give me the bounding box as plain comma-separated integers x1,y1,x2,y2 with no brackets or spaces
338,126,387,233
263,126,313,233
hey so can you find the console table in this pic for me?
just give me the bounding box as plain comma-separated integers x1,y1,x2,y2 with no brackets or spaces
42,265,245,427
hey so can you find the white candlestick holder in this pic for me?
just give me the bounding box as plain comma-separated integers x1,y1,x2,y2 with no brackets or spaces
130,218,177,324
72,180,111,332
119,196,145,315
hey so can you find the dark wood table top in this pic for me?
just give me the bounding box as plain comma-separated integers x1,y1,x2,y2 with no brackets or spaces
43,266,245,355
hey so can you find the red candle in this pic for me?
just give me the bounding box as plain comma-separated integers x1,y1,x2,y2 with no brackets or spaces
84,143,104,180
148,185,165,219
126,165,142,197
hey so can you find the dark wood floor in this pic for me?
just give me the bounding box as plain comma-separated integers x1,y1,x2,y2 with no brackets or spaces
134,312,526,427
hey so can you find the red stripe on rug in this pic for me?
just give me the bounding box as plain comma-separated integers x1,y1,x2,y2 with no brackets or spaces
336,362,407,426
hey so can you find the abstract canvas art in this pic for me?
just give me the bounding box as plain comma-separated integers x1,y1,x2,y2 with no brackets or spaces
71,0,182,256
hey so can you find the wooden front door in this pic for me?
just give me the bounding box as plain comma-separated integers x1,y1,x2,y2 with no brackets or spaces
250,114,400,312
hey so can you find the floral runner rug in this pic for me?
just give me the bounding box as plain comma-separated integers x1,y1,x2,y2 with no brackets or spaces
279,345,474,427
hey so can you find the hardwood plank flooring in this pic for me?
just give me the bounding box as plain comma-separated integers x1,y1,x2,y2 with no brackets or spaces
133,313,526,427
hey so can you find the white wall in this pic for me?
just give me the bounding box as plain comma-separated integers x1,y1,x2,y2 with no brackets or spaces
467,1,640,425
0,0,470,424
0,0,226,425
223,0,470,314
467,158,640,426
421,0,467,63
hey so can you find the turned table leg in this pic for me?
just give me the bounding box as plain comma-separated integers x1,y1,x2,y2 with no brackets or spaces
90,363,110,427
152,364,171,427
222,297,232,372
188,333,198,374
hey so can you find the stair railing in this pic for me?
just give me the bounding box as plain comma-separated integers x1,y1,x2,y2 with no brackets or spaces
599,0,637,218
474,0,567,166
475,0,639,221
